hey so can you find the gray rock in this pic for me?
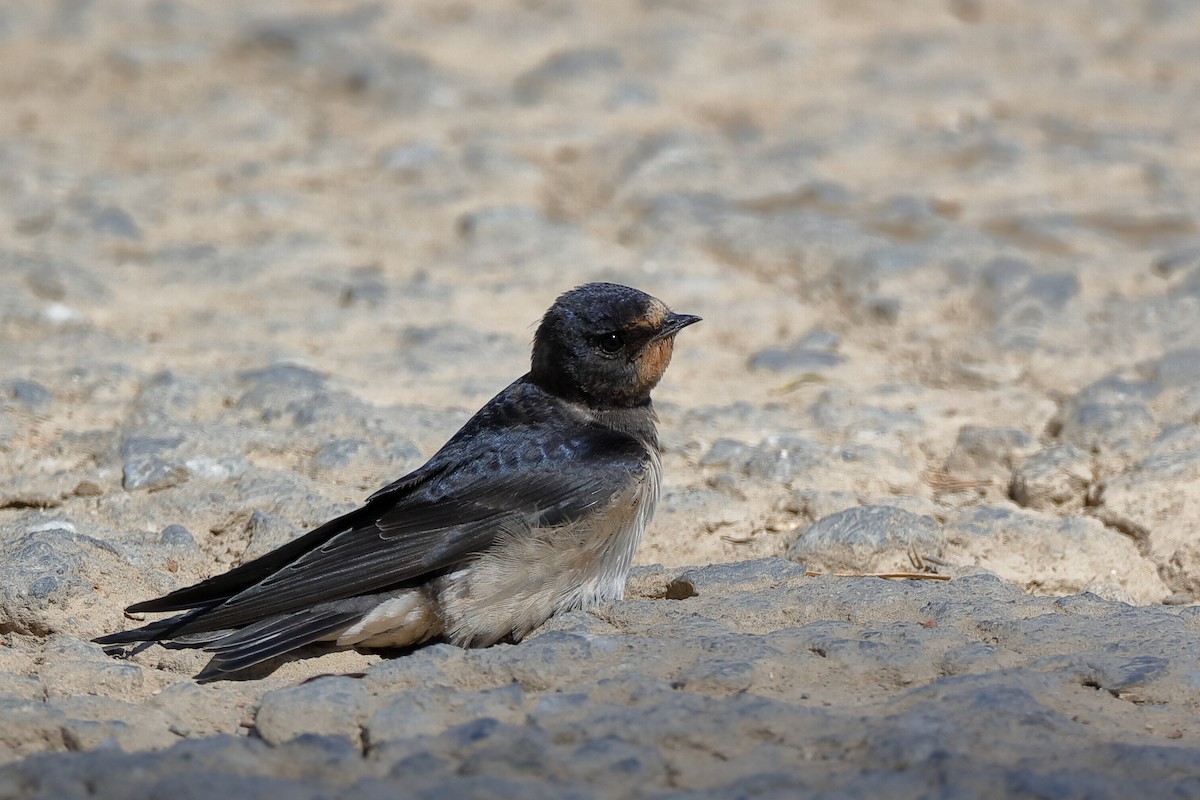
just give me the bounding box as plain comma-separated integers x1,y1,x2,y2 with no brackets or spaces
225,469,353,531
148,242,280,283
40,659,145,701
159,524,197,549
787,505,943,572
3,250,109,303
699,438,758,470
942,504,1162,602
247,7,449,111
748,332,845,373
1091,428,1200,598
367,682,526,746
945,426,1037,476
699,435,827,483
3,380,53,411
744,435,827,482
239,509,303,563
1010,445,1092,510
514,47,623,105
379,143,441,176
235,364,375,429
0,693,71,764
341,266,389,307
255,677,370,746
1057,402,1157,456
308,437,393,476
122,456,189,492
88,205,142,240
1060,374,1160,408
1139,348,1200,388
124,371,207,428
809,389,924,437
114,425,249,493
797,328,840,350
750,346,845,373
237,363,327,395
853,243,933,277
975,258,1081,348
1173,265,1200,298
868,194,946,241
1154,245,1200,278
0,524,87,634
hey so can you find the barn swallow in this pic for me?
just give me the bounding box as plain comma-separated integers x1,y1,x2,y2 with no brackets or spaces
96,282,700,681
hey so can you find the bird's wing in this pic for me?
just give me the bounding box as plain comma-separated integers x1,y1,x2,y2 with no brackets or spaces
131,420,649,638
114,377,555,617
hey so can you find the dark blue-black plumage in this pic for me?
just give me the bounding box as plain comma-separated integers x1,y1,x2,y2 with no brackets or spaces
96,283,699,681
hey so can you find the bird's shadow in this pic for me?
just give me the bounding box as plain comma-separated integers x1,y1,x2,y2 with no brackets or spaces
193,639,445,683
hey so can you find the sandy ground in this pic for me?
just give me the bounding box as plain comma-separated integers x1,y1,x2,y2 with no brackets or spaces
2,1,1200,796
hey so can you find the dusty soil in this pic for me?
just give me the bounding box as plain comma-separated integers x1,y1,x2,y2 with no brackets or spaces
2,1,1200,797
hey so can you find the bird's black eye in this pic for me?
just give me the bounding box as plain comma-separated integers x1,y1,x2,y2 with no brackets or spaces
594,331,624,356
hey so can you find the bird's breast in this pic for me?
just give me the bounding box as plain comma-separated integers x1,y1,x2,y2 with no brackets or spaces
436,447,662,648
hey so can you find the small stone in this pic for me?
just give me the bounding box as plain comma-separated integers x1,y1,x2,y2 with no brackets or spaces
787,504,943,572
1010,445,1092,511
945,426,1037,476
367,682,526,746
72,480,104,497
1140,348,1200,388
700,439,756,470
89,206,142,240
4,380,53,411
255,677,370,746
744,435,826,483
1153,245,1200,278
380,143,440,175
160,524,196,549
312,438,369,471
1057,402,1157,456
749,345,844,373
122,458,188,492
241,510,303,562
514,47,623,105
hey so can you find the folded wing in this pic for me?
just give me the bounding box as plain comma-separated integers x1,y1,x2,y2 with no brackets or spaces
98,386,647,652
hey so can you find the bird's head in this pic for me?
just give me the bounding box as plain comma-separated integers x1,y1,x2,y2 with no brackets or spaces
531,282,701,408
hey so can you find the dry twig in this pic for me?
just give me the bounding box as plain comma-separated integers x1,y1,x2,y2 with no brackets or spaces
804,570,951,582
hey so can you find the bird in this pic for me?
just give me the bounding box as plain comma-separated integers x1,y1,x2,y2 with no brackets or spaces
95,282,700,682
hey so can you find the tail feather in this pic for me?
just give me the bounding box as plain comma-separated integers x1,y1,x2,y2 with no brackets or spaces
203,609,346,654
93,606,215,648
194,610,363,682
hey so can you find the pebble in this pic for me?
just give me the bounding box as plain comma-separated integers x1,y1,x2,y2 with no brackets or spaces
1010,445,1093,511
944,426,1037,477
787,505,943,572
513,47,624,105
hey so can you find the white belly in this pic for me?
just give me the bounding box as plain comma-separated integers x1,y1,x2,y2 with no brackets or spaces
439,449,662,648
333,590,440,648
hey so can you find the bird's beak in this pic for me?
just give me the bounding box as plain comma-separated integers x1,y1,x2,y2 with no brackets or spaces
653,312,702,340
